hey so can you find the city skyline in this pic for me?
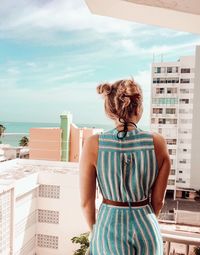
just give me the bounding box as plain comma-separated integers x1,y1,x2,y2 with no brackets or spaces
1,0,200,127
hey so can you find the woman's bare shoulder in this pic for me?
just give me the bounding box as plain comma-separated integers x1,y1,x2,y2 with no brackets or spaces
84,134,99,152
152,132,167,150
152,132,170,167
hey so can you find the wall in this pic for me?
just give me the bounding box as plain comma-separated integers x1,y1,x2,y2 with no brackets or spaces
29,128,62,161
69,124,83,162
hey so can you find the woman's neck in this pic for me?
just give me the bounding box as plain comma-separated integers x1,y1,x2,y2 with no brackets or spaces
114,119,138,131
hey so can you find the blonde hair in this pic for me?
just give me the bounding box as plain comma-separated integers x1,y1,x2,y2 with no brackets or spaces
97,79,143,122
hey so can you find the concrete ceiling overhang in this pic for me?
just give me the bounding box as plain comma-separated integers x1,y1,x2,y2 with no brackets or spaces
85,0,200,34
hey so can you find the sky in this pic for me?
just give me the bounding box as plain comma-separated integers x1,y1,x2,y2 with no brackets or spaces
0,0,200,128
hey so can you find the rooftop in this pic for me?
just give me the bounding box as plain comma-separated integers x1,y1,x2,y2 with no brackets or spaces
0,159,79,190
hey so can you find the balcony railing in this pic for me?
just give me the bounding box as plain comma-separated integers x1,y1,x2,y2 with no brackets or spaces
162,231,200,255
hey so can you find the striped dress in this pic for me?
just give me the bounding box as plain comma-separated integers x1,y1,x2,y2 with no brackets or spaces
90,128,163,255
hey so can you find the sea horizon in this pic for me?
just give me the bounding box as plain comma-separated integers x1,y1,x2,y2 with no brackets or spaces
0,120,150,147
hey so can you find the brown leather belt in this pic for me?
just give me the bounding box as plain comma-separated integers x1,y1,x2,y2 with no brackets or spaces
102,197,149,207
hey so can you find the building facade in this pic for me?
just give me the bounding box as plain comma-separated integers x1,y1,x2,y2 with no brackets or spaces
0,159,100,255
151,46,200,198
29,113,103,162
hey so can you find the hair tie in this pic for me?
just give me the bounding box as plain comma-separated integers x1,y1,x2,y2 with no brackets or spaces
117,119,137,139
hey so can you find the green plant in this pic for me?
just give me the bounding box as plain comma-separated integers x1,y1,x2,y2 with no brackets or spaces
194,246,200,255
19,136,29,146
0,124,6,144
71,232,90,255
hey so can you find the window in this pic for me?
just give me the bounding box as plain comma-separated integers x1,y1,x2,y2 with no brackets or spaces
179,159,187,164
153,108,163,114
166,139,177,145
180,79,190,83
168,149,176,155
167,67,172,73
158,118,166,124
156,88,165,94
153,78,179,84
165,119,177,124
166,108,176,114
167,88,177,94
168,180,175,185
166,78,179,83
157,67,161,73
170,169,175,175
180,99,189,104
181,68,190,73
152,98,178,105
179,171,183,173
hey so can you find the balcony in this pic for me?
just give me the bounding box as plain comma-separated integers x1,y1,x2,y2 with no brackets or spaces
1,159,200,254
162,231,200,255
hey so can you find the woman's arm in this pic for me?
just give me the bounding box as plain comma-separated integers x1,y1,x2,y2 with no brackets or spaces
79,134,98,231
151,132,171,217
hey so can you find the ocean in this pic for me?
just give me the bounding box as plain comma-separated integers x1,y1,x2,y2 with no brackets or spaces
0,121,113,147
0,121,149,147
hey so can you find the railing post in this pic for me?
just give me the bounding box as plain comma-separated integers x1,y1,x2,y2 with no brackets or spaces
165,241,171,255
186,244,189,255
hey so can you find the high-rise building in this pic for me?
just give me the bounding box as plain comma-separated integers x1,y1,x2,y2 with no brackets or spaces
151,46,200,199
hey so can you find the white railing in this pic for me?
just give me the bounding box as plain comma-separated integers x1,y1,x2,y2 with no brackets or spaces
162,231,200,255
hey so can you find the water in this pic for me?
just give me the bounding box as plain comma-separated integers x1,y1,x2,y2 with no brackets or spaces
0,121,113,147
0,121,149,147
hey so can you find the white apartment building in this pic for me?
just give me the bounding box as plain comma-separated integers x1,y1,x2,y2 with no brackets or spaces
0,159,100,255
151,46,200,199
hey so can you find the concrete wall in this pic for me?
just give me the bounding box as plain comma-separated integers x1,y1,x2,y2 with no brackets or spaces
36,170,88,255
176,210,200,226
29,128,62,161
69,125,103,162
69,124,83,162
190,46,200,190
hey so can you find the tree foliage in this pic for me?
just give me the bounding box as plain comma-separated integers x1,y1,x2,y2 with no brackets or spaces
19,136,29,146
0,124,6,144
194,247,200,255
71,232,89,255
0,124,6,137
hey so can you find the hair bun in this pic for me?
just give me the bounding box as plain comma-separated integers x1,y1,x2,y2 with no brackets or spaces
97,83,112,96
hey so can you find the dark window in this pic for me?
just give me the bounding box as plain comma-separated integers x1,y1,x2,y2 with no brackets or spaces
157,67,161,73
180,79,190,83
181,68,190,73
167,67,172,73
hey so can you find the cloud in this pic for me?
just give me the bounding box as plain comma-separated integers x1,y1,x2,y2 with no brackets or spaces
0,0,141,43
113,38,200,59
0,0,195,47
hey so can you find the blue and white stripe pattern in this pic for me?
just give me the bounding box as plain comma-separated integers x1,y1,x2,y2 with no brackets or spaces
90,128,163,255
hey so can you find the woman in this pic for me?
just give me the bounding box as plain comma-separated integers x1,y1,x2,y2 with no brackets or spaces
79,79,170,254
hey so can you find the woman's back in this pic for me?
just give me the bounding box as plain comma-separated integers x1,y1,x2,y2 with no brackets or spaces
80,79,170,255
97,128,158,202
89,128,164,254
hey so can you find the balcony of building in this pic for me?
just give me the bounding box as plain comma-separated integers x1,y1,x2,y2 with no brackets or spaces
1,159,200,254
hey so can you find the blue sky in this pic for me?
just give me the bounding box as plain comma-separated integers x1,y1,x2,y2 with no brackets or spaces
0,0,200,128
